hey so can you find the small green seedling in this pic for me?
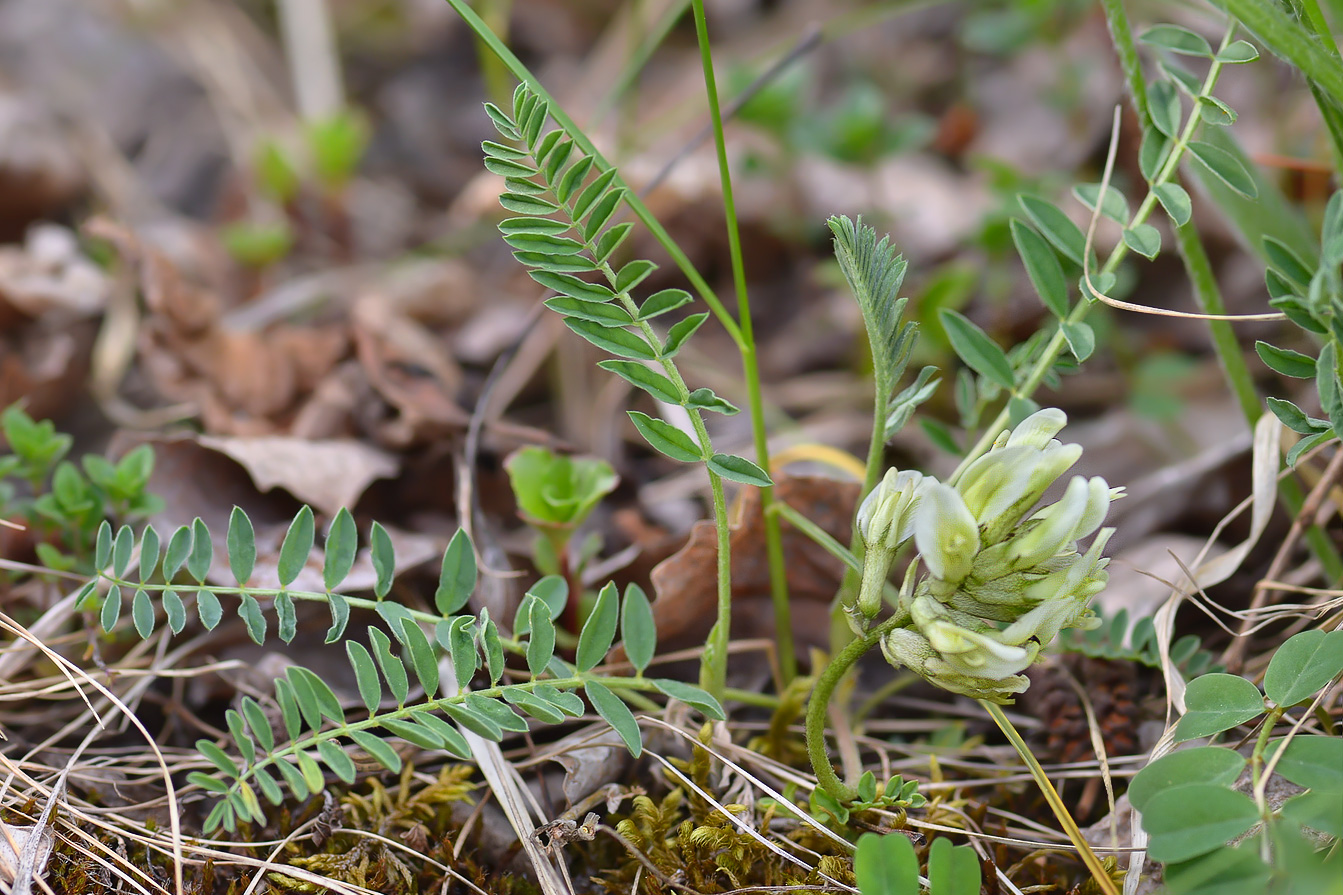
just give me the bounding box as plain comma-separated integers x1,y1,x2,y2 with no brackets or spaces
306,108,370,192
221,221,296,270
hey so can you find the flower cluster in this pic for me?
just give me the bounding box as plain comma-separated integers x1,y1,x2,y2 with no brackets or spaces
855,408,1121,702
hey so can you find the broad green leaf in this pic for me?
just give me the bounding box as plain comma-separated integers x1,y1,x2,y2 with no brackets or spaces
1128,746,1246,813
400,618,440,699
498,216,570,236
1123,223,1162,259
349,730,402,773
435,529,477,616
853,832,918,895
1011,219,1069,317
132,588,154,639
1174,673,1264,741
196,588,223,629
662,313,708,357
593,222,633,262
545,296,634,325
448,615,478,693
1142,784,1259,862
1161,840,1271,894
277,506,314,588
325,592,351,643
347,641,382,714
1154,183,1193,226
651,679,725,720
1215,40,1259,64
585,681,642,757
227,507,256,584
370,521,395,599
576,582,619,671
100,583,121,631
503,232,585,255
1061,321,1095,362
621,583,656,674
502,688,566,723
707,453,772,487
323,508,357,591
500,193,559,216
615,259,656,293
686,388,740,415
638,289,692,319
1187,142,1258,199
317,740,357,784
1270,735,1343,789
527,598,556,676
1071,183,1129,222
1255,342,1316,379
163,589,187,634
939,308,1016,391
95,521,112,571
599,361,682,404
1264,630,1343,707
565,319,659,360
1140,24,1212,57
1149,80,1183,138
239,594,267,644
369,627,410,705
628,412,702,462
1281,788,1343,837
529,270,617,303
514,251,595,274
927,837,982,895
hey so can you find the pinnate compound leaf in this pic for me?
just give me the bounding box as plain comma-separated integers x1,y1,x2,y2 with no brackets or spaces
621,583,656,674
436,529,477,616
576,581,619,671
599,361,681,404
1123,223,1162,260
564,319,659,360
1271,735,1343,789
651,679,725,720
227,507,256,584
370,521,395,599
1139,24,1212,57
1011,219,1069,317
323,508,357,591
585,681,642,757
1263,629,1343,707
707,453,772,487
638,288,693,319
1256,342,1316,379
853,832,919,895
1174,673,1264,741
939,308,1016,391
628,412,702,463
138,524,160,582
1142,784,1258,863
347,641,382,714
1154,183,1193,226
1128,746,1246,813
1187,141,1258,199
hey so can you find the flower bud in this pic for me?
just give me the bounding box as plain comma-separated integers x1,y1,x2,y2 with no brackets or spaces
857,468,927,554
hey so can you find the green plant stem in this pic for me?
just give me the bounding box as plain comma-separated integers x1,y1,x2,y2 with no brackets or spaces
1249,706,1288,860
688,0,794,687
443,0,743,347
805,612,908,802
980,700,1120,895
1099,0,1151,131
